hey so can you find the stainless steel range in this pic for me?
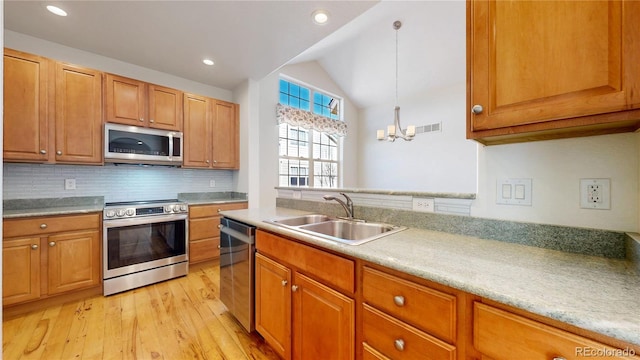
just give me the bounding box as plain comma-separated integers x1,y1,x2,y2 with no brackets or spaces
103,199,189,296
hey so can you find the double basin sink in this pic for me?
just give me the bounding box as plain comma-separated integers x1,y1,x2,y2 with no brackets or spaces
265,214,406,245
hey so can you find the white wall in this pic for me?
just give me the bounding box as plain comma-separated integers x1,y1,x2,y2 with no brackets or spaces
474,133,639,232
358,82,477,193
5,30,232,101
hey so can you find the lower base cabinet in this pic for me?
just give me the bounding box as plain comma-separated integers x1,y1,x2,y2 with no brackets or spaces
188,202,247,264
2,213,101,306
255,230,355,360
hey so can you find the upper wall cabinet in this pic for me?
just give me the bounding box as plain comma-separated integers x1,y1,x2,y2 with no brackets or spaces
467,0,640,145
4,48,102,164
105,73,183,131
183,93,239,169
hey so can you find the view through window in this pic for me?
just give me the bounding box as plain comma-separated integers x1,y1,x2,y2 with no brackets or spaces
278,78,341,188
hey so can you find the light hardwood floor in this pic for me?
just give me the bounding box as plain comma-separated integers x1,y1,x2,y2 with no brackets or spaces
3,260,280,360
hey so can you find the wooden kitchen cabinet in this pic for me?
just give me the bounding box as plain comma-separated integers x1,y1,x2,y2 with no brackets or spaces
188,202,247,264
3,48,103,164
3,48,50,162
2,213,102,307
183,93,239,169
474,302,640,360
2,237,41,305
467,0,640,145
361,266,457,359
105,73,183,131
255,230,355,360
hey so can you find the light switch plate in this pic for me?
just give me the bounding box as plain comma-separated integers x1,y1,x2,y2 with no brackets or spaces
496,178,532,206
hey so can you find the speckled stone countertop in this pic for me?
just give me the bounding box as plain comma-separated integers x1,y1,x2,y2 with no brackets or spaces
220,207,640,347
3,196,104,218
178,192,248,205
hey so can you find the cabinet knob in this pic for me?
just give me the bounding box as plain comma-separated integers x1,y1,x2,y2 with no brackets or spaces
40,149,47,154
150,119,155,123
393,295,405,307
206,160,210,164
217,224,223,229
552,358,567,360
217,245,221,249
49,241,56,247
471,104,484,114
31,244,39,250
56,150,62,155
139,118,144,122
282,280,288,286
291,285,299,292
213,160,218,164
40,223,48,229
217,208,222,213
394,339,405,352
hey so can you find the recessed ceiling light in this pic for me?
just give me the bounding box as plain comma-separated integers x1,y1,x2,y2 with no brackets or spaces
202,59,214,66
312,9,329,25
46,5,68,17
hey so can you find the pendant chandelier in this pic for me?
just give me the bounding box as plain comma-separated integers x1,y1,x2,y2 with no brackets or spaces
377,20,415,142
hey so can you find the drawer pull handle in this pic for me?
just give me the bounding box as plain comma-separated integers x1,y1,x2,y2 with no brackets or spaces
292,285,299,292
31,244,39,250
393,295,405,307
40,223,48,229
282,280,288,286
394,339,405,352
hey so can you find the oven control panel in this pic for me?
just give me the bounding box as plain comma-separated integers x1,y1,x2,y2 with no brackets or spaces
104,201,188,219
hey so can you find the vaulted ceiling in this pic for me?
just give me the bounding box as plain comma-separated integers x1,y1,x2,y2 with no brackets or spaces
4,1,465,109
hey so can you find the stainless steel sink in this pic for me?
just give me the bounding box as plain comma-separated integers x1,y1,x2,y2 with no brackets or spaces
269,214,332,226
265,215,406,245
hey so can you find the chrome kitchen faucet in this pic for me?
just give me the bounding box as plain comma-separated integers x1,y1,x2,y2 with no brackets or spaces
323,193,354,220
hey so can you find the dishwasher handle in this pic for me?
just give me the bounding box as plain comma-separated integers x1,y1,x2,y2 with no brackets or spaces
220,224,254,244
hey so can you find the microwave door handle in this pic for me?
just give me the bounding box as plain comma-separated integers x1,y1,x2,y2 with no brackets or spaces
168,134,174,158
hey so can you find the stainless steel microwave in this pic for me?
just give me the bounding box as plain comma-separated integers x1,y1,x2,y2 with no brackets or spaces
104,123,183,165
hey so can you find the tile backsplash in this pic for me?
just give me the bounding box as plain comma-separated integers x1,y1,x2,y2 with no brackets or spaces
3,163,234,202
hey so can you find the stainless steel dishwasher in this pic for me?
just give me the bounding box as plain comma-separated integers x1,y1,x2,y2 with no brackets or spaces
219,217,256,332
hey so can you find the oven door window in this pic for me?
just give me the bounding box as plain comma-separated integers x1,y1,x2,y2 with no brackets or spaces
107,220,186,269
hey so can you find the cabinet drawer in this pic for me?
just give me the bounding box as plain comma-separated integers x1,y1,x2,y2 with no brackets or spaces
363,304,456,360
362,343,390,360
474,302,639,360
256,230,355,294
363,266,456,343
189,202,247,218
4,213,100,238
189,238,220,263
189,217,219,241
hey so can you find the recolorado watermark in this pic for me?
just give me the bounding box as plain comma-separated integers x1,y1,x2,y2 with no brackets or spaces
576,346,636,357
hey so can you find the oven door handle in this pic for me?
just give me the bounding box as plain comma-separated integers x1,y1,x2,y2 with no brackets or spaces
220,225,253,244
103,213,188,228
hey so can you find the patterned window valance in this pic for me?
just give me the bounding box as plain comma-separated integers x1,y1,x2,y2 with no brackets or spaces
276,103,347,137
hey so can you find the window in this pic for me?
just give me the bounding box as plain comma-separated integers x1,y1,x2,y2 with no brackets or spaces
278,78,342,188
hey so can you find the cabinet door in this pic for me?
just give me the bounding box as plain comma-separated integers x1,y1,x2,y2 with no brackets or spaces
469,1,640,136
293,272,354,360
105,74,146,126
54,63,103,164
255,253,292,360
211,100,239,169
148,84,183,131
183,93,212,168
3,237,41,306
46,230,101,295
3,49,50,162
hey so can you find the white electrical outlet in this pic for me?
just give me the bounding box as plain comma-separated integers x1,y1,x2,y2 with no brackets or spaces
580,178,610,209
64,179,76,190
209,180,216,187
412,198,435,213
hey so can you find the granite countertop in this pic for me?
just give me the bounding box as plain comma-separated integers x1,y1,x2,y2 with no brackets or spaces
220,207,640,347
178,192,248,206
3,196,105,218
